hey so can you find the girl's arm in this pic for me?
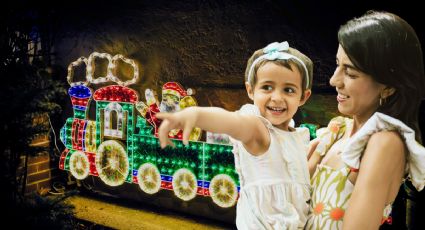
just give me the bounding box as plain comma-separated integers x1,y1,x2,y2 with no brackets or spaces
343,131,406,230
156,106,270,155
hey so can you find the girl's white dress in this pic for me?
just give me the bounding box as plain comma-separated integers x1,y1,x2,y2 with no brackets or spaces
231,104,311,230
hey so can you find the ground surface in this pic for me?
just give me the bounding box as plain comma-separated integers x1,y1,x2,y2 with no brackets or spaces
66,194,236,230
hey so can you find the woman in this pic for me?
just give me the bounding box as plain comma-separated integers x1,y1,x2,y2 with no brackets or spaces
306,11,425,229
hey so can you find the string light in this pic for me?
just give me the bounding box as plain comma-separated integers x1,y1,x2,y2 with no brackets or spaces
86,52,112,85
209,174,238,208
95,140,129,186
67,57,89,86
110,54,139,86
137,163,161,194
69,85,92,119
172,168,198,201
93,85,138,103
103,102,126,139
69,150,90,180
60,52,242,208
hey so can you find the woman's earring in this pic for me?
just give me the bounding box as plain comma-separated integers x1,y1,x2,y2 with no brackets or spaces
379,97,386,106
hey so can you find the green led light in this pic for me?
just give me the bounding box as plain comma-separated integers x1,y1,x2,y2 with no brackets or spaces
205,145,211,151
300,123,318,140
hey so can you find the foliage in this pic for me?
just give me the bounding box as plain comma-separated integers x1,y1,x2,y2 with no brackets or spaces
5,191,78,229
0,1,70,223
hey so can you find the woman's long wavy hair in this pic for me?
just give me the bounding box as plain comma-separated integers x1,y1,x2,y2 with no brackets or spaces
338,11,425,143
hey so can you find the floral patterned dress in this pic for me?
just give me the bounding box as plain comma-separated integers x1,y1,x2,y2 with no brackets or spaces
305,113,425,229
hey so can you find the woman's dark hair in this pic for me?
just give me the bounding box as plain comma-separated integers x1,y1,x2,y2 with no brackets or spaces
338,11,425,142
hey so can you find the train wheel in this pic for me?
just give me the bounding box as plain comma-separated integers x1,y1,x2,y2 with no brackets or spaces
172,168,197,201
69,151,90,180
95,140,129,186
137,163,161,194
209,174,238,208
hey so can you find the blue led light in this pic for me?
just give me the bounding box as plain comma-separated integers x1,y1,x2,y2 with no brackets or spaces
69,85,92,98
161,175,172,182
203,181,210,188
73,105,87,110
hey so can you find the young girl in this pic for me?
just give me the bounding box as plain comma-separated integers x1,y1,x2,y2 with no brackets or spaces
157,41,313,229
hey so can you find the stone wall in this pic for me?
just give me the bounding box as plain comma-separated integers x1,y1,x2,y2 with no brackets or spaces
52,0,340,127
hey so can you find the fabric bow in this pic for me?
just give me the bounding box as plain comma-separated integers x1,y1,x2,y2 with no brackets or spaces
263,41,289,53
263,42,290,60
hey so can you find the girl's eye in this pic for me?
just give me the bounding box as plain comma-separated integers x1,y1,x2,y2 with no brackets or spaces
261,85,273,91
284,88,295,93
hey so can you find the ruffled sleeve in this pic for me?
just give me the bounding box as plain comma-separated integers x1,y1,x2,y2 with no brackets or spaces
313,116,349,156
295,126,311,148
340,112,425,191
229,104,273,146
237,104,274,129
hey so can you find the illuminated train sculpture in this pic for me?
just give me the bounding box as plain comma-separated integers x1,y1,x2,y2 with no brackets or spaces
59,52,239,209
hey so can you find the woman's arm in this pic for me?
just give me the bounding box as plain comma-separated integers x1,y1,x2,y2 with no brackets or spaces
343,131,406,230
156,106,270,155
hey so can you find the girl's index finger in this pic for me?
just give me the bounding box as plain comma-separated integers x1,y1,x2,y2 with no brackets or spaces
158,118,170,148
156,112,168,120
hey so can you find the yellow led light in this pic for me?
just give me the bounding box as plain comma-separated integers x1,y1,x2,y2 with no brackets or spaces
172,168,197,201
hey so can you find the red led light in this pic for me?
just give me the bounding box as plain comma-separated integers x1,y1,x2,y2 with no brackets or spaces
93,85,138,103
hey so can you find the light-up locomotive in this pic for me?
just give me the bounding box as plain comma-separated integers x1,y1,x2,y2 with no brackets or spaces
59,52,239,209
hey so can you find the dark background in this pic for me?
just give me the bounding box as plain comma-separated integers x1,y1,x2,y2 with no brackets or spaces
11,0,424,126
2,0,425,228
